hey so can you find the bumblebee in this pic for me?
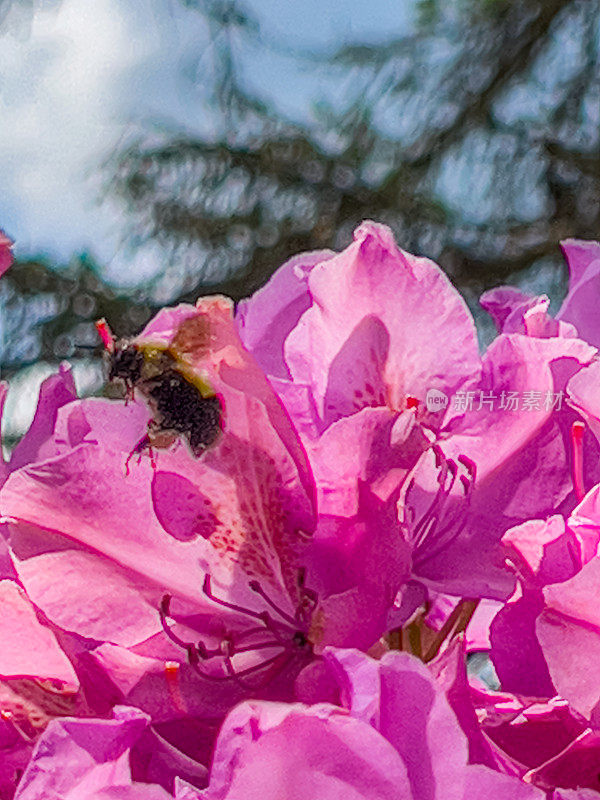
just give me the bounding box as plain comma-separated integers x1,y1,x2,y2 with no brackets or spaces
96,317,223,463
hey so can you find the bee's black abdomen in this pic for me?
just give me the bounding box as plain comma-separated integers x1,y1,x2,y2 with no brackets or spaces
147,369,222,455
188,395,223,455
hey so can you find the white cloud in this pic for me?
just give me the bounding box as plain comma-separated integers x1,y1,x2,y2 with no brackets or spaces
0,0,210,282
0,0,416,286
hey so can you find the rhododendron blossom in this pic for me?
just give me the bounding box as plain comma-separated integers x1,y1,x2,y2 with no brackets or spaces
181,648,545,800
0,230,12,278
1,220,600,798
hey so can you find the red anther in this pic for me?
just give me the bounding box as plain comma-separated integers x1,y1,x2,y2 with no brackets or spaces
406,396,419,409
164,661,187,715
571,421,586,502
0,710,33,742
95,318,115,353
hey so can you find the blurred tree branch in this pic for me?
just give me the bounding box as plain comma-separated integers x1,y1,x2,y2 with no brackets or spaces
1,0,598,386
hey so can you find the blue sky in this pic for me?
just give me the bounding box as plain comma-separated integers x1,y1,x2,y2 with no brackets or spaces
0,0,414,285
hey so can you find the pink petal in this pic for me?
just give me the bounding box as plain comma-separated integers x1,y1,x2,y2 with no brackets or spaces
1,442,224,648
567,361,600,446
285,221,480,427
558,239,600,348
480,287,577,339
410,332,592,599
480,286,540,333
0,579,78,688
490,589,555,698
0,383,8,486
324,648,468,800
12,549,165,647
199,699,410,800
14,706,170,800
464,764,545,799
0,230,13,277
525,728,600,794
86,642,259,740
537,556,600,719
236,249,335,380
553,789,600,799
502,515,595,586
428,637,500,769
8,363,77,473
472,690,585,776
137,297,318,603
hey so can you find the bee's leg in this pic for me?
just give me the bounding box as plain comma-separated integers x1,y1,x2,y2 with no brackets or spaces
148,444,157,471
123,381,135,406
125,433,152,476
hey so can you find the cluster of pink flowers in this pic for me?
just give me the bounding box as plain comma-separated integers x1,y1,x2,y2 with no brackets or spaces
1,222,600,799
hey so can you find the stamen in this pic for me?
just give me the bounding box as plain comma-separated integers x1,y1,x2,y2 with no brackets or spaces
203,575,272,623
228,641,285,654
95,318,115,353
411,461,449,545
248,580,297,626
297,569,319,613
218,650,292,688
571,421,586,502
412,457,458,549
407,448,478,569
160,595,224,658
457,454,476,481
432,444,444,468
203,575,291,641
159,572,317,690
159,595,188,649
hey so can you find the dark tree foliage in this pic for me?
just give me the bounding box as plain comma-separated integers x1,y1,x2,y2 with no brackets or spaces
1,0,599,386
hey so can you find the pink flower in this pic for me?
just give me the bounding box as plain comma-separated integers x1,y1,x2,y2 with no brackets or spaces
534,486,600,722
0,579,82,800
481,239,600,348
14,706,171,800
0,364,77,491
0,296,411,778
181,648,545,800
0,300,312,748
433,631,600,794
488,463,600,698
237,223,600,612
396,325,596,609
237,220,481,438
557,240,600,349
480,287,577,339
0,230,12,278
